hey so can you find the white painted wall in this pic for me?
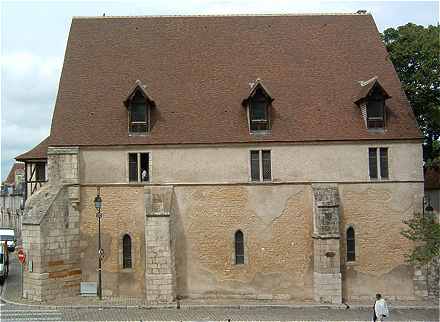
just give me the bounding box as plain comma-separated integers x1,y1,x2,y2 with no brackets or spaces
79,141,423,184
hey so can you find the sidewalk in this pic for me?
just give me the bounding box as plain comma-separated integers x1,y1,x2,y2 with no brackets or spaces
1,257,438,310
2,279,438,310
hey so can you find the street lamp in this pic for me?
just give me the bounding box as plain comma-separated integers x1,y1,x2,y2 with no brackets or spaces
94,187,104,300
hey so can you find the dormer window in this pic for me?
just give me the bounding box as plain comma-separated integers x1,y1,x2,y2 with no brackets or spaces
124,80,156,134
355,77,391,131
242,79,274,133
249,89,269,131
366,90,385,129
129,92,149,132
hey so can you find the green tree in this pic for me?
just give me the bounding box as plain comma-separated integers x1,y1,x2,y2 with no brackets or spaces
382,23,440,162
401,212,440,265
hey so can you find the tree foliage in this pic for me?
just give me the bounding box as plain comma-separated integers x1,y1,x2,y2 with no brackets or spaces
382,23,440,161
401,212,440,265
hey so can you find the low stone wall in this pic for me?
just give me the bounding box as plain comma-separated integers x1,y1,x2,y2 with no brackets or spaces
427,258,439,298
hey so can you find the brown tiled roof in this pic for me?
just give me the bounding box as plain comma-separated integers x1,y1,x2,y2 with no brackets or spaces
4,163,25,184
48,14,421,147
425,167,440,190
15,137,49,161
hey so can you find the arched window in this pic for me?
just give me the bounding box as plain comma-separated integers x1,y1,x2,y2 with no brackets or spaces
122,234,132,269
346,227,355,262
235,230,244,265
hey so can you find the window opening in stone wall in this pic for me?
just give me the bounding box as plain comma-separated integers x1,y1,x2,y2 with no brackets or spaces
129,153,138,182
235,230,244,265
128,152,150,183
369,147,389,180
122,234,132,269
346,227,355,262
250,150,271,182
262,150,271,181
250,151,260,181
140,153,149,181
379,148,389,179
369,148,378,179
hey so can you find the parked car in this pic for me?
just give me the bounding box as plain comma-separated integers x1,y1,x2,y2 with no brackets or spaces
0,228,16,252
0,241,9,285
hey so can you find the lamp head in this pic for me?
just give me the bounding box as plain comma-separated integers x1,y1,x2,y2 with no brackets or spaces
94,195,102,211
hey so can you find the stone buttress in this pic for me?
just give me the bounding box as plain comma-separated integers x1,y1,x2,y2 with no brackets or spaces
144,185,176,304
21,147,81,301
312,184,342,304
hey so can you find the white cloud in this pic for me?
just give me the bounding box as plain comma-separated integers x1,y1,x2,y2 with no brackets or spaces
1,52,62,179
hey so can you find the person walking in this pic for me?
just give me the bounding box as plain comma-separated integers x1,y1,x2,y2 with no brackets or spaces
373,293,389,321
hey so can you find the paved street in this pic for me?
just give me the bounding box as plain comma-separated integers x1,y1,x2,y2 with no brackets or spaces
1,257,438,321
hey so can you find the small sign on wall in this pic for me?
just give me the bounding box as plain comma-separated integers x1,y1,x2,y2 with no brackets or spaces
28,260,33,272
80,282,97,296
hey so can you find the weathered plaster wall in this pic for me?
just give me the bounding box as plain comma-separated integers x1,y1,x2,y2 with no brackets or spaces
173,184,315,300
80,142,423,184
79,186,146,297
339,182,424,301
77,181,424,301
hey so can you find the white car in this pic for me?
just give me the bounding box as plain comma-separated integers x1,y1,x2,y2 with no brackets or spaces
0,228,16,252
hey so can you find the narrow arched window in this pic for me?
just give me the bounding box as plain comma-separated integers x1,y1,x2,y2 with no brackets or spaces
235,230,244,265
346,227,355,262
123,234,132,269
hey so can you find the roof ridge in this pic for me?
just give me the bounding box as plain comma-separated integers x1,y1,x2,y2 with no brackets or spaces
73,12,371,19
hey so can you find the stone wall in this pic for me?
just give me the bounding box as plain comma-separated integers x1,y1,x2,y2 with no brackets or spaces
75,181,425,303
339,182,424,301
173,184,314,301
144,186,176,304
312,185,342,304
22,147,81,302
79,186,146,297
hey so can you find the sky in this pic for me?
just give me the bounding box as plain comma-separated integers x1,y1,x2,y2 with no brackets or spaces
1,0,439,180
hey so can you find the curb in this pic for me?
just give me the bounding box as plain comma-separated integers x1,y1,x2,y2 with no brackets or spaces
1,275,438,311
1,292,437,311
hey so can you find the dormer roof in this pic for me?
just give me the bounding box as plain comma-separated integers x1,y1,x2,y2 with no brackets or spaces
355,77,391,105
123,80,156,108
242,79,274,107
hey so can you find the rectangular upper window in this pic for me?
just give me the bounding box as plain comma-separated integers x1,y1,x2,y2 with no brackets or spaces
250,150,271,182
366,92,385,129
369,147,389,180
128,152,150,182
129,92,150,133
35,163,46,182
249,88,271,132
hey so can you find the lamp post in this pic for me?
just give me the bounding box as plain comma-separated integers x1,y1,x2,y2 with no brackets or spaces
94,187,103,300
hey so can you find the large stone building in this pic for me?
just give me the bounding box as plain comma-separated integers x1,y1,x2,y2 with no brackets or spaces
18,13,430,304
